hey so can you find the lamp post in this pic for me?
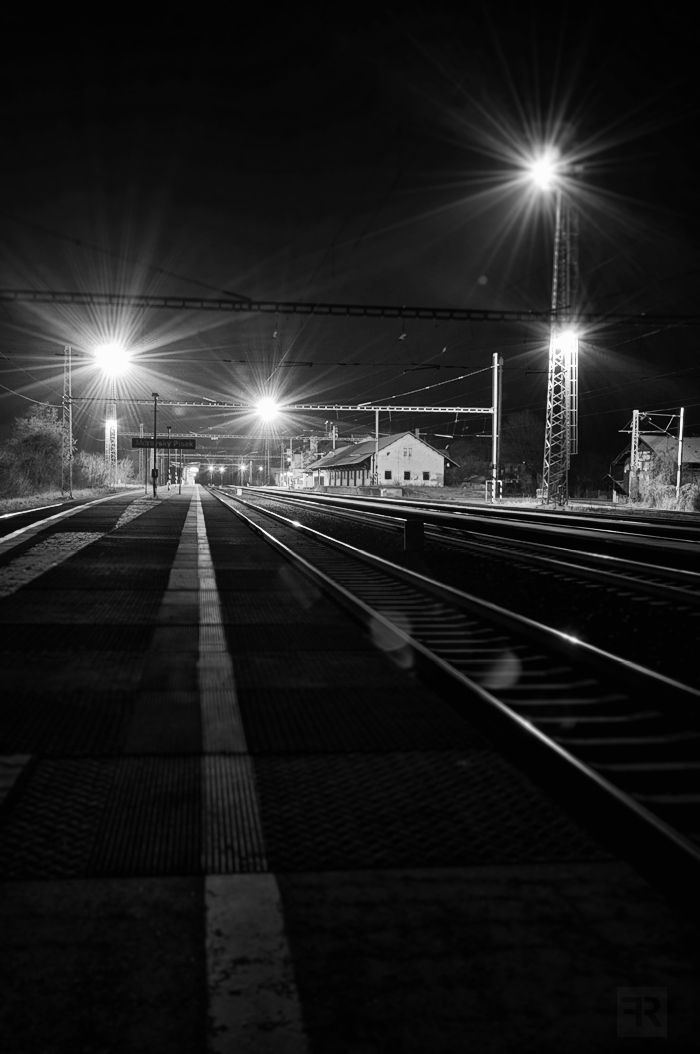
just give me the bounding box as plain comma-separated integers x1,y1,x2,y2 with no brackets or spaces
528,150,580,506
152,392,159,497
94,342,130,490
166,425,171,490
255,397,279,486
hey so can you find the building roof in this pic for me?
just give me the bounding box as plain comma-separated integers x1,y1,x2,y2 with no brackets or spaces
614,434,700,465
641,434,700,462
305,432,456,471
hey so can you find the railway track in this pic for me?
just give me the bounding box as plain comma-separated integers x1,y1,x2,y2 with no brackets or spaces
212,486,700,905
228,488,700,605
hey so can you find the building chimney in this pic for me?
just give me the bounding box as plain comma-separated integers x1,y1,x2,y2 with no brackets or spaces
415,428,420,439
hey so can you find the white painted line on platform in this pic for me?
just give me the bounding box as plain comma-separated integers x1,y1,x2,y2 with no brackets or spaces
0,502,63,519
190,487,308,1050
205,875,309,1053
194,488,249,754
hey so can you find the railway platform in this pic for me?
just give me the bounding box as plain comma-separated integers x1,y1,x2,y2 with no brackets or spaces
0,485,698,1052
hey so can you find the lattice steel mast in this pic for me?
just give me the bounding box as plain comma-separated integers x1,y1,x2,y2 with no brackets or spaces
104,375,118,488
542,187,579,505
61,345,73,498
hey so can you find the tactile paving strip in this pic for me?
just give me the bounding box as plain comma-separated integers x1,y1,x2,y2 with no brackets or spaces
89,757,201,877
214,569,292,590
125,692,201,753
0,759,117,879
224,624,372,654
0,590,163,624
0,532,102,598
203,756,267,872
251,751,609,871
51,515,124,532
215,592,338,623
231,652,419,689
0,651,148,695
0,692,133,755
236,686,486,753
0,624,153,652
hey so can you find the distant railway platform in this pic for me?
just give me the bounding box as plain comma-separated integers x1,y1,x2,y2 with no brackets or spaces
0,486,698,1051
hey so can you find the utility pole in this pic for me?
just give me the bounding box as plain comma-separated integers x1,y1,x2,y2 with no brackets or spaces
542,187,579,505
489,353,503,502
676,407,685,501
374,409,379,485
152,393,159,497
166,425,171,489
139,421,146,491
629,409,641,500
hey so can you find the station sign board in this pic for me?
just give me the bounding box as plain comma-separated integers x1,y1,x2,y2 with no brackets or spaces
131,438,197,449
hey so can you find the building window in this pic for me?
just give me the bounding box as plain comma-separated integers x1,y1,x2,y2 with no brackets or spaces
384,470,392,480
423,471,430,480
408,447,412,457
403,448,407,457
404,471,410,480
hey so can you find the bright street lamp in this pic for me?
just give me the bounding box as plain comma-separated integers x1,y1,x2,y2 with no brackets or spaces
255,396,279,422
527,148,562,191
94,342,131,376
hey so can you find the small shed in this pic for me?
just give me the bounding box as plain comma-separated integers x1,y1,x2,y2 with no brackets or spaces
305,432,455,488
612,434,700,493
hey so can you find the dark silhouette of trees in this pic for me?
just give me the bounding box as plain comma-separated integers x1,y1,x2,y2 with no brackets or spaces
1,405,63,495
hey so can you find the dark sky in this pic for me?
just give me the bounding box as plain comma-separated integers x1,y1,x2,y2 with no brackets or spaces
1,5,699,463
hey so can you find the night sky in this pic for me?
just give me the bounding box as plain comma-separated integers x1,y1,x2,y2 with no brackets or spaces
1,6,699,467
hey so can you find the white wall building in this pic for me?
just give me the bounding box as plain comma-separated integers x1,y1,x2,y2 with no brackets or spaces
304,432,454,488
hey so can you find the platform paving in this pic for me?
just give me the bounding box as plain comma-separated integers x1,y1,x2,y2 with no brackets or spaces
0,485,699,1052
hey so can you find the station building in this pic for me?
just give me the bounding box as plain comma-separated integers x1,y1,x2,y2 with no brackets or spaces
304,432,455,489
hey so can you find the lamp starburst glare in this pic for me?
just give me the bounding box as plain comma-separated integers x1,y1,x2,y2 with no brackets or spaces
94,342,131,376
256,396,280,422
528,148,561,190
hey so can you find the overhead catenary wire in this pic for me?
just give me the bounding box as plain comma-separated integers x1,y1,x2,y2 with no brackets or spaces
0,382,54,405
355,365,493,405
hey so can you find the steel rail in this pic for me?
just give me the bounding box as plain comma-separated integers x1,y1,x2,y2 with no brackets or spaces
231,488,700,604
220,491,700,701
212,488,700,906
237,487,700,565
